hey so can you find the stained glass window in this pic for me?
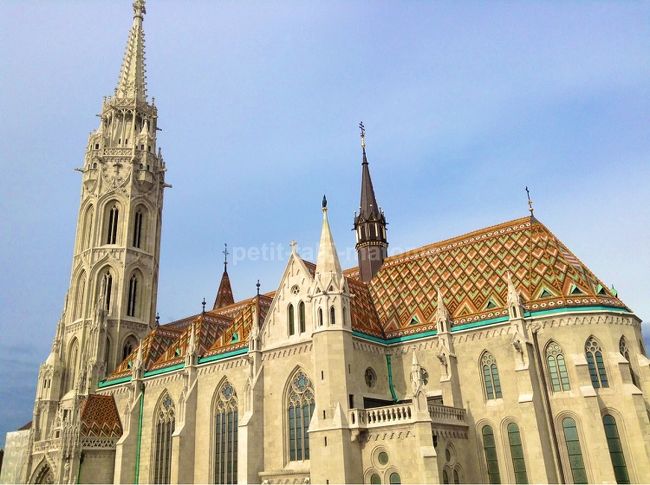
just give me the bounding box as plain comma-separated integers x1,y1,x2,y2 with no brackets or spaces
585,337,608,388
482,425,501,484
546,342,570,392
481,352,502,399
507,423,528,484
153,393,175,484
214,381,238,484
287,371,315,461
561,417,587,484
602,415,630,484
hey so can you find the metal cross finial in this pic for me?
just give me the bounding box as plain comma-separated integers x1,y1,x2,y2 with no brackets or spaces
359,121,366,149
222,243,229,272
322,194,328,209
201,298,206,314
525,186,534,216
156,312,160,324
256,280,261,296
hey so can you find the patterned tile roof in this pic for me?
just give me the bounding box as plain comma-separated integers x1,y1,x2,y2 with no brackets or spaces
205,294,273,357
79,394,122,437
109,324,184,379
359,216,625,338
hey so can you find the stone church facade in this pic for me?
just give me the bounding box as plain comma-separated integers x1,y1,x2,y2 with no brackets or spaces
4,2,650,484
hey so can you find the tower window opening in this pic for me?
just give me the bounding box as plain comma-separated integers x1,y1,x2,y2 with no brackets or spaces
299,301,306,333
102,271,113,312
330,306,336,325
95,143,99,150
127,274,138,317
318,308,323,326
133,210,144,249
288,304,295,336
106,204,119,244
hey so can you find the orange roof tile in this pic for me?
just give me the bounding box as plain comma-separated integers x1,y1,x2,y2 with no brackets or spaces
79,394,122,438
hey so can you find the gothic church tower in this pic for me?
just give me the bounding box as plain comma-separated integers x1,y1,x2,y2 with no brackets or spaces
30,2,166,478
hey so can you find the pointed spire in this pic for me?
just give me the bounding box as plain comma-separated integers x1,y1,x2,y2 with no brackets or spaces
506,272,524,320
115,0,148,100
214,244,235,309
357,122,381,221
316,196,342,277
436,287,451,333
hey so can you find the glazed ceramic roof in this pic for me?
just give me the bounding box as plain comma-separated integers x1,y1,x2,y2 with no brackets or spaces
356,216,625,338
106,215,626,377
79,394,122,437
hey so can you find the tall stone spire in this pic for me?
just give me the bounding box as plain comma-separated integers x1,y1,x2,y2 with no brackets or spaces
316,195,343,277
213,244,235,309
115,0,148,100
353,122,388,282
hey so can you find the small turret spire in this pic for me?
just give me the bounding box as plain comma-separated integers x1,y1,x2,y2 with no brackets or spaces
213,244,235,309
316,196,342,277
115,0,148,100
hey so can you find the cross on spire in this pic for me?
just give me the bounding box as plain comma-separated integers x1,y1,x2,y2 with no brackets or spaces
359,121,366,149
525,186,534,216
222,243,230,272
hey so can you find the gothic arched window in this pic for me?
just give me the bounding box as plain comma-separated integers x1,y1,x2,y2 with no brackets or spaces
482,425,501,484
507,423,528,484
66,338,80,393
330,306,336,326
106,203,119,245
287,370,315,461
133,208,144,249
82,205,94,249
99,269,113,313
127,274,139,317
152,393,175,484
122,335,138,362
619,337,639,388
561,417,587,484
480,352,502,399
602,414,630,484
74,271,86,320
213,381,238,484
545,341,570,392
299,301,306,333
288,304,295,336
318,308,323,327
585,336,608,388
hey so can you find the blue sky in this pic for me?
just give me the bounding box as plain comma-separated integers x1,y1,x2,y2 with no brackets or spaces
0,1,648,447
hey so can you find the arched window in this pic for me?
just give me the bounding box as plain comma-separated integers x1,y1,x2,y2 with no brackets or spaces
152,393,175,484
619,337,639,388
389,473,401,484
318,308,323,326
561,417,587,484
602,415,630,484
82,205,94,249
546,341,570,392
482,425,501,484
453,468,460,484
213,381,238,484
100,270,113,312
132,208,144,249
585,336,608,388
127,274,139,317
370,473,381,484
507,423,528,484
299,301,306,333
106,203,119,244
74,272,86,320
442,469,449,484
122,335,138,362
330,306,336,326
481,352,503,399
288,304,295,336
66,338,80,393
287,371,315,461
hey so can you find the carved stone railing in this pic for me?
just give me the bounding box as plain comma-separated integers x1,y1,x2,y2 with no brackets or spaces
349,401,467,438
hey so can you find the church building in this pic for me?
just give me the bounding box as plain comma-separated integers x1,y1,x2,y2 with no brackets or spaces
4,2,650,484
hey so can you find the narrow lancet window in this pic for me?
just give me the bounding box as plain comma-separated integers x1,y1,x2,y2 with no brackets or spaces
546,341,570,392
127,274,138,317
133,209,144,248
153,393,175,484
106,204,119,244
482,425,501,484
481,352,502,399
214,381,238,484
299,301,306,333
288,304,295,335
287,371,315,461
585,336,608,388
